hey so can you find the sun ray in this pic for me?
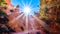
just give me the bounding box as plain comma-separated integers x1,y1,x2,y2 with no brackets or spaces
30,3,36,8
16,13,24,20
25,16,29,32
10,13,24,23
32,15,50,31
22,0,25,7
25,0,29,6
28,0,32,6
31,7,39,11
29,16,35,30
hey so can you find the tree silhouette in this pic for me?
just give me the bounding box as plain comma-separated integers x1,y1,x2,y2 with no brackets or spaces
0,10,9,24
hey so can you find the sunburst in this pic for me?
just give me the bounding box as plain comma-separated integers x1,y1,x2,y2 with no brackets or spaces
11,0,50,34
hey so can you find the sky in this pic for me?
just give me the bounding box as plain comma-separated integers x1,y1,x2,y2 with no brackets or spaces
11,0,40,15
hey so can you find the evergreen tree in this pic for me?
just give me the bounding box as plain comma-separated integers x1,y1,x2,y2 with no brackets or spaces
0,10,9,24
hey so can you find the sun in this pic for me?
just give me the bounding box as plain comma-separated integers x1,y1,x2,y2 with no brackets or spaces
23,6,31,16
